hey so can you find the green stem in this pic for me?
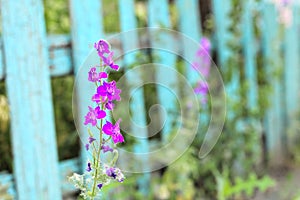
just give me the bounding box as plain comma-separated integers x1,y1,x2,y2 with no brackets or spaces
91,59,104,199
91,106,104,198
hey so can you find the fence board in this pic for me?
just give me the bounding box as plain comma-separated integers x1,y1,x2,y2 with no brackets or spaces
69,0,104,172
212,0,239,120
48,35,73,77
262,3,285,165
176,0,202,83
242,0,258,110
148,0,178,142
1,0,61,199
119,0,150,195
0,158,80,198
284,6,300,147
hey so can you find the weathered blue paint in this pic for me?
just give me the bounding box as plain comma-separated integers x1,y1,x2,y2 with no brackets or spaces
119,0,150,195
212,0,239,119
0,158,80,198
262,3,285,165
284,7,300,143
69,0,104,172
176,0,202,83
175,0,210,129
148,0,178,142
1,35,72,79
49,47,73,77
1,0,61,199
242,0,258,110
48,35,73,77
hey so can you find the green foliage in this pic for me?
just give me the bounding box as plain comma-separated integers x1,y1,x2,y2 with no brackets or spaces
287,111,300,163
103,0,120,33
51,76,78,160
44,0,70,34
293,191,300,200
101,176,145,199
215,168,275,200
156,147,201,200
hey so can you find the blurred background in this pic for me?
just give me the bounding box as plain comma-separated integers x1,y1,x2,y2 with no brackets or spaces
1,0,300,199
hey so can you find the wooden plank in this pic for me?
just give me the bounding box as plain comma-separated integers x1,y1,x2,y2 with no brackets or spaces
0,158,81,198
119,0,150,195
175,0,210,130
284,6,300,147
1,0,61,199
49,47,73,76
284,6,300,118
1,35,73,80
48,35,73,77
212,0,231,66
148,0,178,142
212,0,239,111
0,34,180,80
69,0,104,172
176,0,202,83
242,0,258,110
262,3,285,166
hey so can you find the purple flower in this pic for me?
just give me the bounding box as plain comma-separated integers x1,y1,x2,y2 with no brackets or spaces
88,67,99,82
88,67,108,82
99,72,108,79
194,81,209,95
106,167,117,179
88,136,96,144
104,166,125,182
95,106,106,119
192,61,210,77
85,144,89,151
104,81,121,101
105,101,114,110
102,119,124,144
92,93,107,104
199,37,211,53
86,162,92,172
84,106,98,126
193,37,211,78
97,183,103,189
102,145,113,153
97,81,121,102
101,52,120,71
94,40,110,56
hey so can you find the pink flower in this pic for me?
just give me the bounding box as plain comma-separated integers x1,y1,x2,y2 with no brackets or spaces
95,106,106,119
105,101,114,110
84,106,98,126
102,119,124,144
101,52,120,71
194,81,209,95
96,81,121,102
192,37,211,78
94,40,110,56
84,106,106,126
88,67,108,82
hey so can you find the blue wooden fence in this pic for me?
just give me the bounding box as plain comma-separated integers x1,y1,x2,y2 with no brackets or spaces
0,0,299,199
